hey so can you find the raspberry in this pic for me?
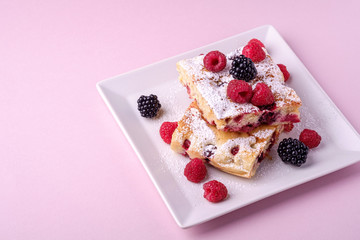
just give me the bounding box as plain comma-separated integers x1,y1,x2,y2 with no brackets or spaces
299,129,321,148
259,111,277,125
277,64,290,82
159,122,178,144
227,80,253,104
137,94,161,118
283,123,294,132
242,42,266,62
203,180,228,203
277,138,309,167
184,158,207,183
231,146,239,155
229,55,257,82
183,139,191,150
248,38,265,48
251,83,275,107
203,51,227,73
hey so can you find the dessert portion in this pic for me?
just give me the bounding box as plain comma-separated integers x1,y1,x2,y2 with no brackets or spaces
176,45,302,132
139,38,321,204
170,102,283,178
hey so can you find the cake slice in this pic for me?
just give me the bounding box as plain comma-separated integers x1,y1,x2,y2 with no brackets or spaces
176,45,302,132
170,102,283,178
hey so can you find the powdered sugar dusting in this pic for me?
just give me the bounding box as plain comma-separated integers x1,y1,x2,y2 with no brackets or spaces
159,149,207,207
252,128,274,139
174,107,217,154
186,108,216,144
221,137,256,155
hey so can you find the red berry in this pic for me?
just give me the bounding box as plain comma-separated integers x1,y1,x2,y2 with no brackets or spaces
183,139,191,150
277,64,290,82
242,42,266,62
203,51,227,72
283,123,294,132
184,158,207,183
251,83,275,107
248,38,265,48
231,146,239,155
159,122,178,144
203,180,228,203
299,129,321,148
227,80,253,104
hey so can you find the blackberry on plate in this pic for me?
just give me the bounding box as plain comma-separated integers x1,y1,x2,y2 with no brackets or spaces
229,55,257,82
277,138,309,167
137,94,161,118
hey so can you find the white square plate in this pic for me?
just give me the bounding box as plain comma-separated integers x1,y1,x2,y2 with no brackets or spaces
97,25,360,228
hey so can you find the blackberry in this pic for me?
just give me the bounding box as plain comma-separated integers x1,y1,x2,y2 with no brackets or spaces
277,138,309,167
229,55,257,82
137,94,161,118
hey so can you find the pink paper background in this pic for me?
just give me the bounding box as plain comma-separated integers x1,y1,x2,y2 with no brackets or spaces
1,0,360,239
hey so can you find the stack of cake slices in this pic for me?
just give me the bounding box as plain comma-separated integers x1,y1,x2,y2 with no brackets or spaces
170,40,302,178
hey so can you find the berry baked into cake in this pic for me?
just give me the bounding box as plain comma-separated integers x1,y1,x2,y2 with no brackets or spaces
170,101,283,178
176,40,302,132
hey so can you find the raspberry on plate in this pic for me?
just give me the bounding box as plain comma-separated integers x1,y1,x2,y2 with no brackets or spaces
277,64,290,82
248,38,265,48
203,180,228,203
227,80,253,104
203,51,227,73
251,82,275,107
184,158,207,183
299,129,322,148
242,42,266,62
159,122,178,144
